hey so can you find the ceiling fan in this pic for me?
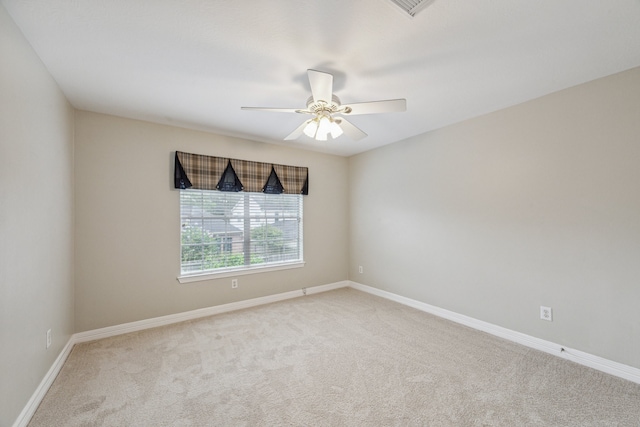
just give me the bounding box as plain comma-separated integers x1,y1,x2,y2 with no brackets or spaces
241,69,406,141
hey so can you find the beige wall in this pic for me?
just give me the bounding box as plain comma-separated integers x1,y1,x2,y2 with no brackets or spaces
0,4,75,425
349,67,640,369
74,111,349,332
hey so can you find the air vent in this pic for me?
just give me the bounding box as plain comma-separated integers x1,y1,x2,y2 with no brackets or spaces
388,0,435,17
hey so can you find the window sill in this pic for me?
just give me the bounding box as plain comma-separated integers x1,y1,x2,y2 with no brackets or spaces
177,261,305,284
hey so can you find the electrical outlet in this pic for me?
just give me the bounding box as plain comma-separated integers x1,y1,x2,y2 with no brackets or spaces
231,279,238,289
46,329,52,349
540,306,553,321
358,266,363,274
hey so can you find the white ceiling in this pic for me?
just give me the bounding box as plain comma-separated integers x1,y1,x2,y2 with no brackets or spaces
3,0,640,157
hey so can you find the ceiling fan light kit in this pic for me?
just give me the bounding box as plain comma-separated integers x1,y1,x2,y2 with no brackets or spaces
302,113,343,141
242,69,406,142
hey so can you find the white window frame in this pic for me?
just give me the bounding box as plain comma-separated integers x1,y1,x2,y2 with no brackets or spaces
177,189,304,283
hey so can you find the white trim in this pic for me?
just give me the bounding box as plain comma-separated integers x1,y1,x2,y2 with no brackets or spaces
12,338,75,427
177,261,305,283
348,281,640,385
74,280,348,343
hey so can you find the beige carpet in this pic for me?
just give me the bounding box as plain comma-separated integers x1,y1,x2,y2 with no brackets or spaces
29,288,640,426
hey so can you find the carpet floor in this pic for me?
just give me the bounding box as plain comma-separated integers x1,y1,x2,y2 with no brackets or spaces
29,288,640,426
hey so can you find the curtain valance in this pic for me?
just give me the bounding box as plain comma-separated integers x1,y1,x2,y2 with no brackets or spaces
174,151,309,195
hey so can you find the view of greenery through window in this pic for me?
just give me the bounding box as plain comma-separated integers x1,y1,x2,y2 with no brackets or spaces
180,189,303,274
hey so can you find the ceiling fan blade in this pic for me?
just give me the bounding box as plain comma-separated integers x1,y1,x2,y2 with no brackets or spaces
241,107,304,113
284,120,310,140
341,99,406,115
336,117,367,141
307,69,333,104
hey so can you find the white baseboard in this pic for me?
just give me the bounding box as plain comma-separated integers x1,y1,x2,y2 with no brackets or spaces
348,281,640,385
74,280,349,343
12,338,75,427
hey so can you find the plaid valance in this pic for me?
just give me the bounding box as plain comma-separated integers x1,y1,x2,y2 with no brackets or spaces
174,151,309,195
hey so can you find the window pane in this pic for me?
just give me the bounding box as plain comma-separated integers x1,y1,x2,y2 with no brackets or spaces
180,189,303,274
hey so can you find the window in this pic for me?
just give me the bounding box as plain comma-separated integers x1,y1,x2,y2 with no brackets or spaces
180,189,303,276
221,237,233,254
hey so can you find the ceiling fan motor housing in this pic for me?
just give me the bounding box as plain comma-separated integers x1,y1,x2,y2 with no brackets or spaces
305,95,352,115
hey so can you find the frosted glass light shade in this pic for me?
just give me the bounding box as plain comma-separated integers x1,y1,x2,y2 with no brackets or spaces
316,116,331,140
330,121,343,138
303,120,318,138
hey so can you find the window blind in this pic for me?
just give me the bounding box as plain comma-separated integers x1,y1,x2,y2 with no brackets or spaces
180,189,303,274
